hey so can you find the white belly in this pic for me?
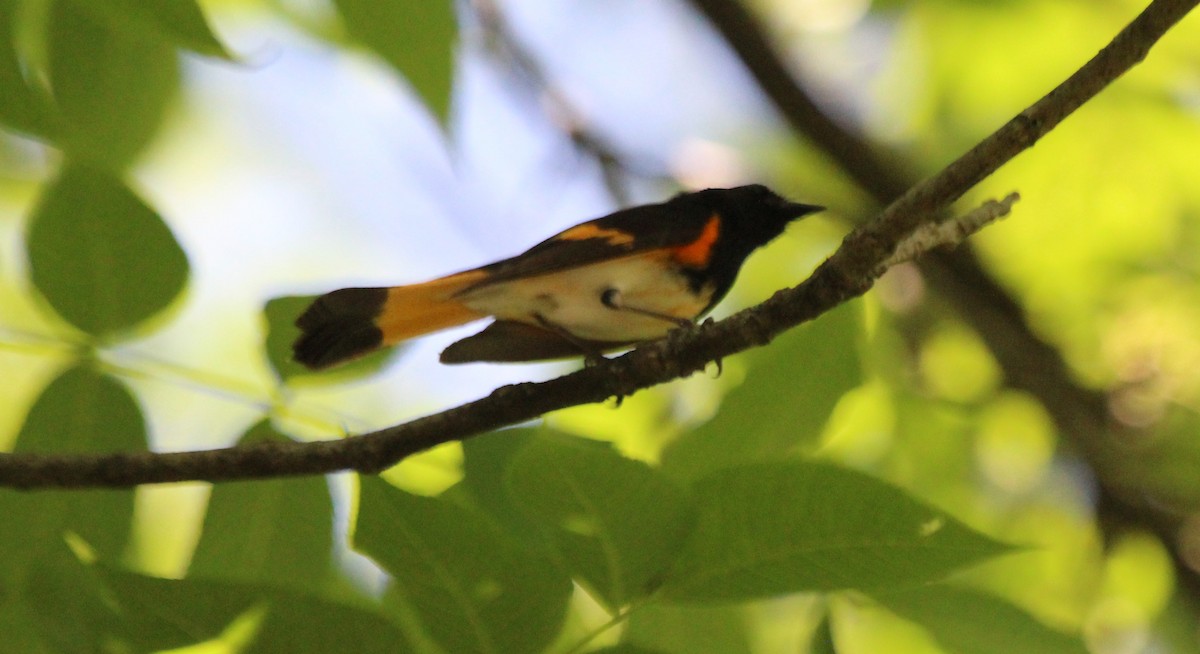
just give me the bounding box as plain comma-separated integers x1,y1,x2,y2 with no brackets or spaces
459,254,711,342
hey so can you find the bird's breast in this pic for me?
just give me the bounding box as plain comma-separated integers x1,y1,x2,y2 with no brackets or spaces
459,251,714,342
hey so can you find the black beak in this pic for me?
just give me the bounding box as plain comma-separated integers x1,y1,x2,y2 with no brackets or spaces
783,201,825,218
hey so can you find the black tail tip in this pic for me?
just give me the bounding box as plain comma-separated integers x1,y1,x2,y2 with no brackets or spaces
292,287,388,370
293,322,384,370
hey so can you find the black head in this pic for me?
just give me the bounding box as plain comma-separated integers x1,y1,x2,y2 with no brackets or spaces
676,184,823,253
664,185,823,309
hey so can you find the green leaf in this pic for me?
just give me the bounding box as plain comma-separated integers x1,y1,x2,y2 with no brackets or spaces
876,584,1088,654
355,476,571,654
0,598,54,654
26,164,189,337
660,302,863,482
0,0,57,138
188,420,335,592
0,365,144,587
658,461,1012,602
22,551,139,653
332,0,456,123
506,432,696,609
65,0,232,58
591,646,671,654
248,595,415,654
809,612,838,654
624,603,753,654
264,295,402,382
47,0,180,169
30,557,414,653
459,427,545,547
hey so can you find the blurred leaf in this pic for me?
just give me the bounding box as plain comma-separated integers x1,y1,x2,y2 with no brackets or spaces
29,556,413,653
47,0,180,169
263,295,402,382
0,365,143,587
459,427,545,547
247,596,414,654
66,0,232,58
1102,406,1200,507
506,431,695,610
660,302,863,482
624,603,753,654
333,0,456,123
27,164,188,337
591,645,670,654
876,584,1088,654
0,0,57,138
658,461,1012,602
809,612,837,654
918,324,1001,402
0,599,53,654
22,549,144,653
1153,589,1200,654
189,420,334,593
355,476,571,654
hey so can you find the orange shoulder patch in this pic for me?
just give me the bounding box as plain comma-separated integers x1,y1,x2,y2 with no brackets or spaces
672,214,721,267
556,223,636,246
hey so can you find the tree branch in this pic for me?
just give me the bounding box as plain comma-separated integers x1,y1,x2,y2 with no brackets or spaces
0,0,1193,490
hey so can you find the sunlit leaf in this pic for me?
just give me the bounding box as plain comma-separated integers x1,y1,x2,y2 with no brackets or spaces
661,302,863,482
189,420,334,592
659,461,1012,602
263,295,401,382
332,0,456,123
27,164,189,337
355,476,571,654
0,365,143,587
66,0,232,58
506,432,695,609
877,584,1088,654
624,603,753,654
47,0,180,169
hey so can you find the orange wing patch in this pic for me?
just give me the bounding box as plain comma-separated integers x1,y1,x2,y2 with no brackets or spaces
556,223,636,246
671,214,721,267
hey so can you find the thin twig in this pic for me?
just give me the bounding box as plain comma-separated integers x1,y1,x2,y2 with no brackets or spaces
880,193,1018,269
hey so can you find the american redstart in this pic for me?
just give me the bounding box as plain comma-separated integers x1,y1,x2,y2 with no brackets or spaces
293,184,822,368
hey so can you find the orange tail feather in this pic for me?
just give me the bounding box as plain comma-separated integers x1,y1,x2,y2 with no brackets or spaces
293,271,485,370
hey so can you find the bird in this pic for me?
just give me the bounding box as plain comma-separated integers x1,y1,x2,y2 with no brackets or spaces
293,184,822,368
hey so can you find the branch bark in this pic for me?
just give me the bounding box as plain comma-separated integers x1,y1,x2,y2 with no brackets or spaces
0,0,1194,490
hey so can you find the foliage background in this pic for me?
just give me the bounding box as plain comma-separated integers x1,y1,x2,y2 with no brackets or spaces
1,0,1199,652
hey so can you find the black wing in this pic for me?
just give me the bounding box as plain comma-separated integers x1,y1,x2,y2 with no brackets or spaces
457,200,713,294
439,320,631,364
